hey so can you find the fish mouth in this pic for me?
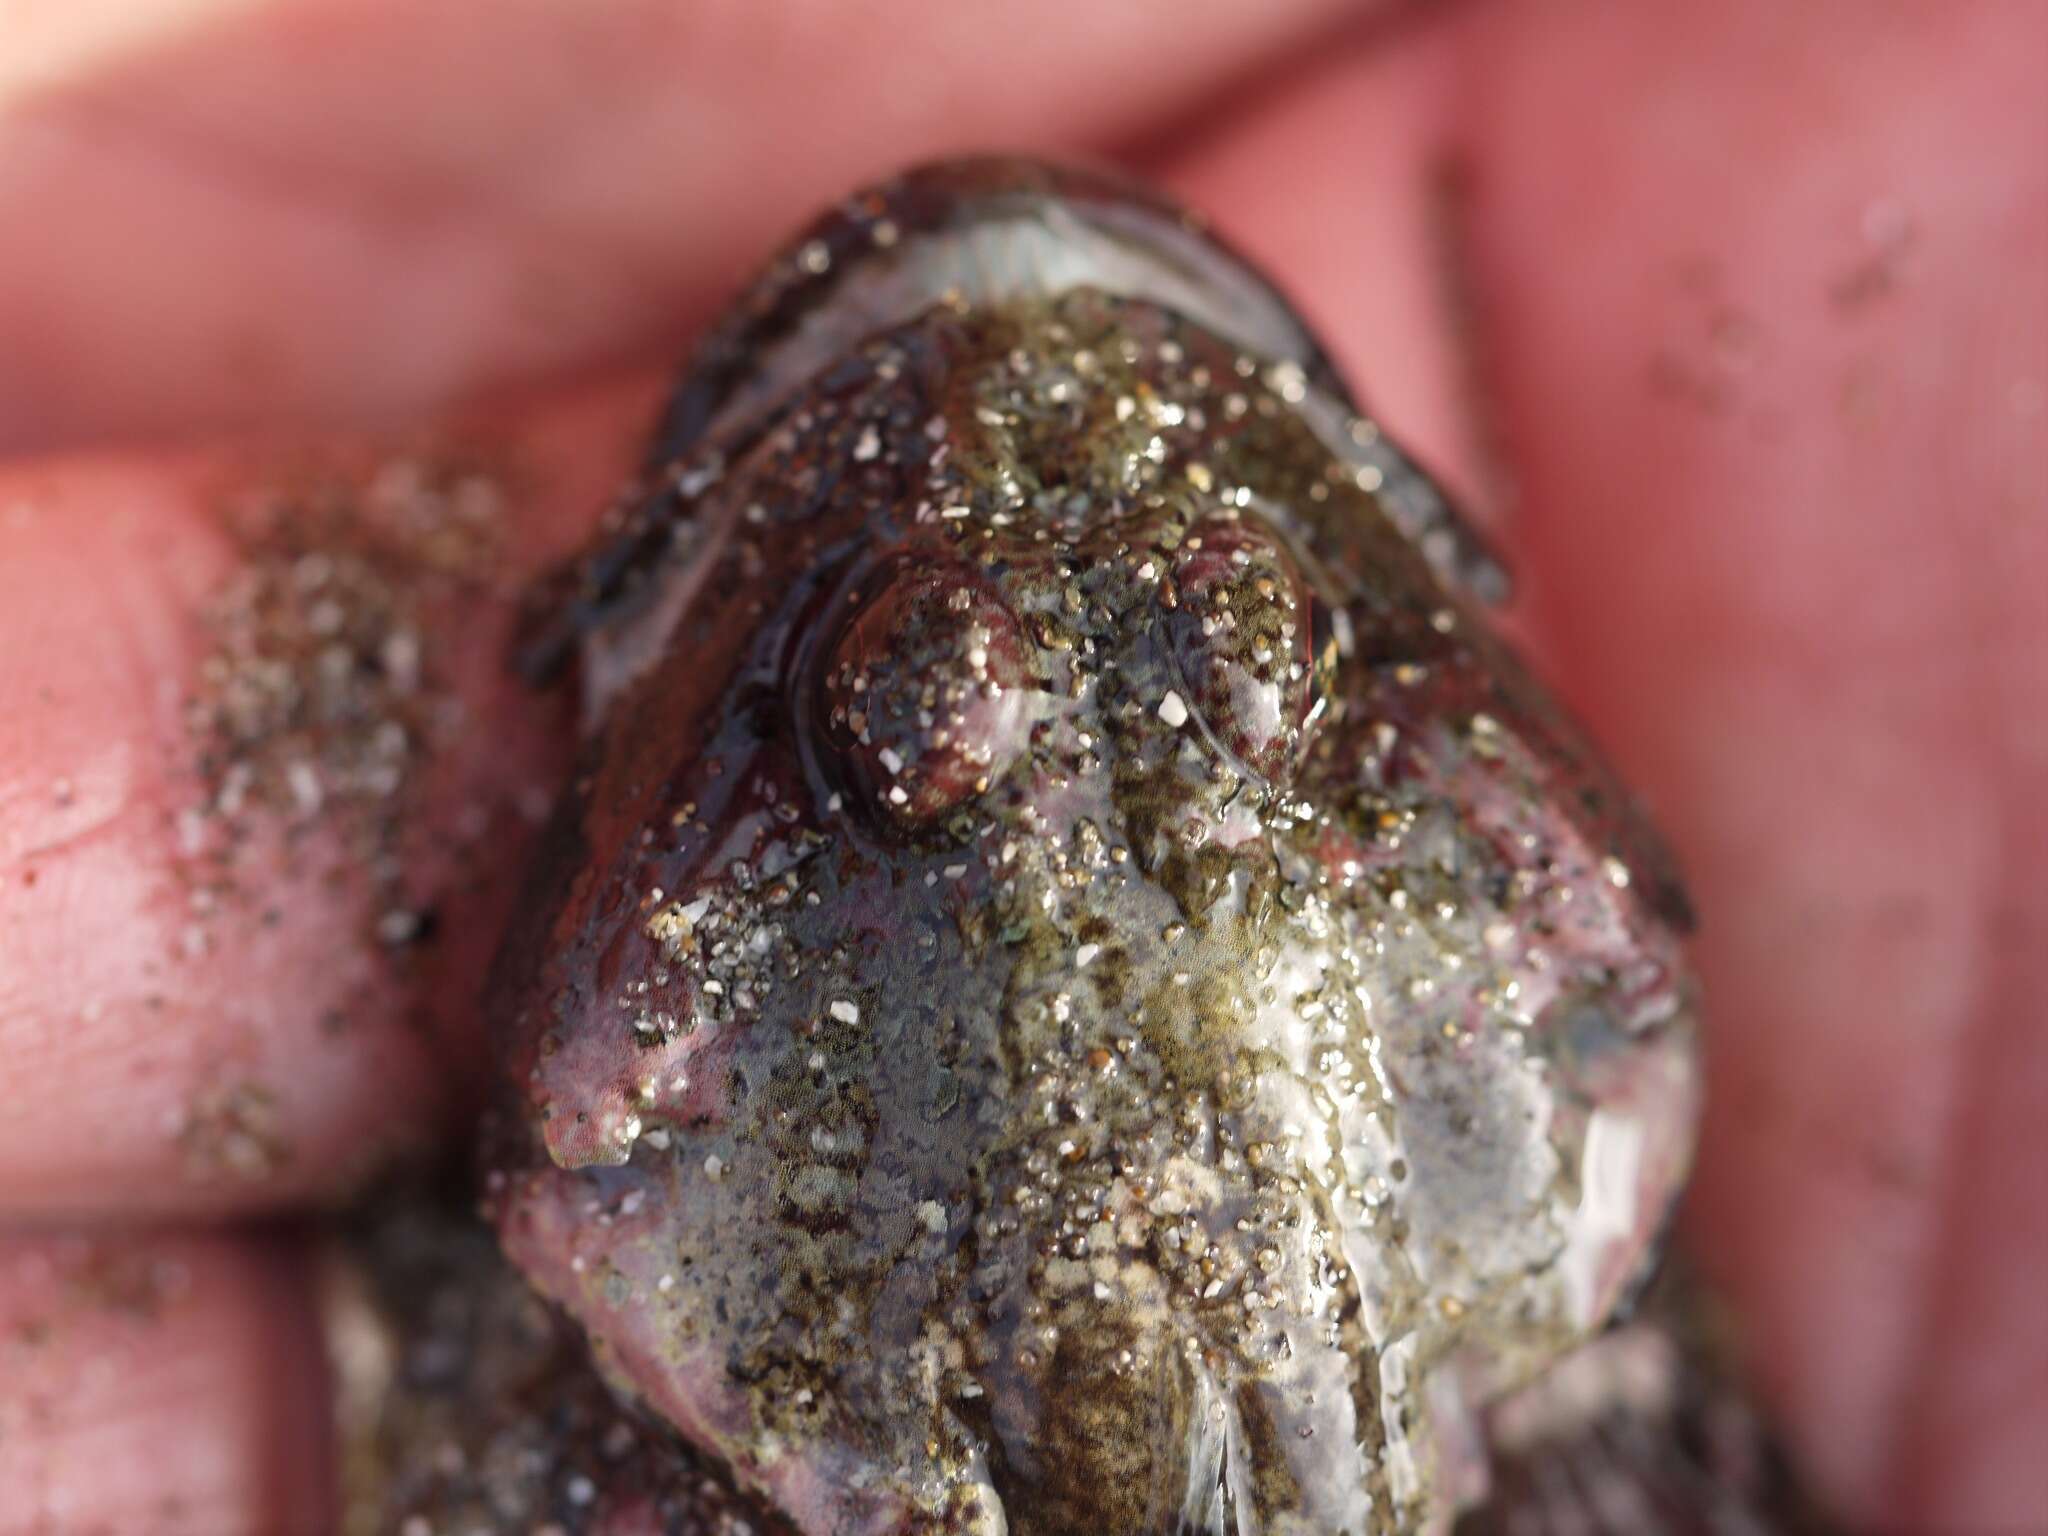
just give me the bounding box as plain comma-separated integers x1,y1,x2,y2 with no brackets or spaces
644,157,1340,473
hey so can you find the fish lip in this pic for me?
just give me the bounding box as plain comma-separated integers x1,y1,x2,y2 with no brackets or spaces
645,155,1345,474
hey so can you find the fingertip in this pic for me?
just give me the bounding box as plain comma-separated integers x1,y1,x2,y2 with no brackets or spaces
0,376,657,1218
0,1229,333,1536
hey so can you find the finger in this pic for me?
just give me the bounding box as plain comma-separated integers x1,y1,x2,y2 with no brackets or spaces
1436,2,2046,1527
0,0,1366,453
0,376,657,1216
0,1229,329,1535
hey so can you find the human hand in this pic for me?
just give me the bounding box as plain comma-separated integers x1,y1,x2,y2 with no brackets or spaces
1,2,2041,1530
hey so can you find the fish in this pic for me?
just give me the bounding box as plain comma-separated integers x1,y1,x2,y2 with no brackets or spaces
480,156,1702,1535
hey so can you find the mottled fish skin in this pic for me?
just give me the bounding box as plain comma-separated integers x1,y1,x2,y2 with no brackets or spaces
330,1188,792,1536
487,158,1702,1536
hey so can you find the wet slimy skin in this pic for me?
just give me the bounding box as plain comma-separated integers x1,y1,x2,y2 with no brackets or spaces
487,159,1701,1534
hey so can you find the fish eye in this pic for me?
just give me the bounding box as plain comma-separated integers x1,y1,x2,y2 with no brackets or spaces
816,559,1033,827
1163,513,1336,784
